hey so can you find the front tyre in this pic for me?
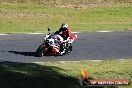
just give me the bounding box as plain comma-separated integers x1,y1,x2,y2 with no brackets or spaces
36,45,45,57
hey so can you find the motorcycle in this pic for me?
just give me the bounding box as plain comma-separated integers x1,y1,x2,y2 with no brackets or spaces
36,28,77,57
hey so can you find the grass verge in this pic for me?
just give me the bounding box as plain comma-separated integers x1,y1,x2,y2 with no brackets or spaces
0,59,132,88
0,2,132,33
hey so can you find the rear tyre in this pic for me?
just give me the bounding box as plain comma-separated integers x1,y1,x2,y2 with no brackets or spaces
61,43,72,55
66,43,72,54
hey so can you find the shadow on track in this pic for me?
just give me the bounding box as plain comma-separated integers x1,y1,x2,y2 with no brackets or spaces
8,51,37,57
8,51,61,57
0,61,77,88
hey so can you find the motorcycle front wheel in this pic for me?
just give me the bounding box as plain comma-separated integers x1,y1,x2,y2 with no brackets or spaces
36,45,45,57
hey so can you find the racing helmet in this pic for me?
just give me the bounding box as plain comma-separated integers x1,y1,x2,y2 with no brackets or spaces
61,23,68,29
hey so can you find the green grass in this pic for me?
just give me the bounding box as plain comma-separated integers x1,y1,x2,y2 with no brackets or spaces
0,60,132,88
0,2,132,33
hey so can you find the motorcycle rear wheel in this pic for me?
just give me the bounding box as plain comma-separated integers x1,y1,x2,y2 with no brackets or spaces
66,45,72,54
62,43,72,55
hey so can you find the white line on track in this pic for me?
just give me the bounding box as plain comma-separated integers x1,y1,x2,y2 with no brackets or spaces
33,60,103,63
28,32,80,34
32,59,128,63
98,31,111,32
0,34,9,35
89,60,103,62
0,32,80,35
28,33,44,34
72,32,80,33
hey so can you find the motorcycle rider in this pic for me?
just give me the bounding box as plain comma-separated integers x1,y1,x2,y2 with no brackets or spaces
36,23,77,56
55,23,76,43
54,23,77,55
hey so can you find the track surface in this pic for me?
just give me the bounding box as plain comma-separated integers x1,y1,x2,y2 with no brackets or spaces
0,32,132,63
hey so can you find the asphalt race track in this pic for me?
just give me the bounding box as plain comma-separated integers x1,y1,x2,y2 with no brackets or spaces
0,32,132,63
